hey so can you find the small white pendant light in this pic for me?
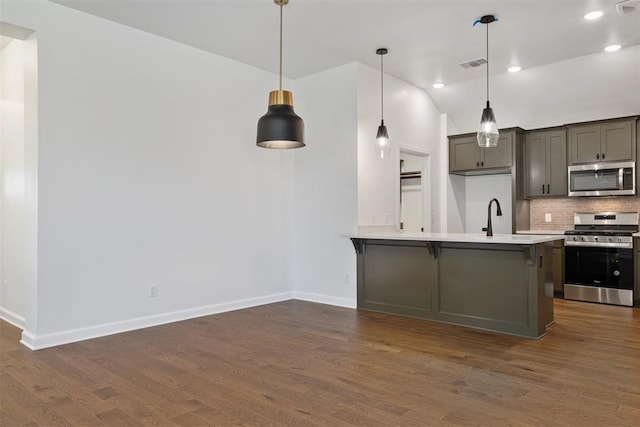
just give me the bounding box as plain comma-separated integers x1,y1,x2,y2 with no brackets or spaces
476,15,499,148
256,0,304,149
376,48,390,159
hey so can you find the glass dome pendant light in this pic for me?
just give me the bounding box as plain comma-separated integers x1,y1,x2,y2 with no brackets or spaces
476,15,499,148
256,0,304,149
376,48,390,159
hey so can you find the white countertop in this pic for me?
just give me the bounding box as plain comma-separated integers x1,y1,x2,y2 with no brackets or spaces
348,232,563,245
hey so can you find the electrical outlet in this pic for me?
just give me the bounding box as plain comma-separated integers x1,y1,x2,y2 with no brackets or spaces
149,285,158,298
545,213,552,223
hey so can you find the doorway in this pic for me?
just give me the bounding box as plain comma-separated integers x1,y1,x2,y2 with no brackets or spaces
397,148,430,233
0,27,37,331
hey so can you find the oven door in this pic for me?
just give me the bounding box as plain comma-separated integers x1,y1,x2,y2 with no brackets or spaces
565,245,633,290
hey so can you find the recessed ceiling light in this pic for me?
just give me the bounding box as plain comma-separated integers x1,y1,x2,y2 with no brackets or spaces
584,10,603,20
508,66,521,73
605,44,622,52
432,82,445,89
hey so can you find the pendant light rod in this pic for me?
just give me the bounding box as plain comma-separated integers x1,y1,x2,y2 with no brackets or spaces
376,48,388,122
479,14,496,106
486,20,489,105
279,0,283,91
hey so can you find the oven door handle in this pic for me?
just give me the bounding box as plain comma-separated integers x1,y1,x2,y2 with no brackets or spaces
564,242,633,249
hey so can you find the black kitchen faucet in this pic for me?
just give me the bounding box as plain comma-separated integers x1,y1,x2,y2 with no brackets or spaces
483,198,502,237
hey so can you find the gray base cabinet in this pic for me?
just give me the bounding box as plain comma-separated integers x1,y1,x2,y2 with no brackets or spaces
568,118,637,165
525,129,567,197
354,238,555,338
553,239,564,296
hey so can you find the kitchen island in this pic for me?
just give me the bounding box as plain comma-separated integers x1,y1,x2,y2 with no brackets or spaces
349,232,563,338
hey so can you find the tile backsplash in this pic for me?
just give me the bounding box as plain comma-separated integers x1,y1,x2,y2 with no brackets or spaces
530,197,640,230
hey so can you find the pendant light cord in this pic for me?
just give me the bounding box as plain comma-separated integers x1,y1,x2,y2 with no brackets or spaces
486,22,489,105
279,3,283,91
380,53,384,121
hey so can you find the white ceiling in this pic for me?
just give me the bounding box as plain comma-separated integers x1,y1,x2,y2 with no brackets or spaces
50,0,640,92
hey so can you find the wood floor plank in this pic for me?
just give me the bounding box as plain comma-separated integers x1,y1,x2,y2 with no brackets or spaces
1,299,638,426
0,372,75,426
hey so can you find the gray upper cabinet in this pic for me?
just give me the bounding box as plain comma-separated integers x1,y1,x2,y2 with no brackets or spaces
449,135,481,171
568,118,636,165
525,129,567,197
449,131,513,174
485,132,514,168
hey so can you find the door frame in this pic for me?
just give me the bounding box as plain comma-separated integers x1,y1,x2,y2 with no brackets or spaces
396,145,431,233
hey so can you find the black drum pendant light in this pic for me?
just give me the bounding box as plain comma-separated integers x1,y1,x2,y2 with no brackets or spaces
476,15,499,148
257,0,304,149
376,48,390,159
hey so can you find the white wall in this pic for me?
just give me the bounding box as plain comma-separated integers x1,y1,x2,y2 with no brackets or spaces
0,38,27,327
3,0,297,349
464,174,512,235
440,114,465,233
357,63,443,232
291,63,358,307
428,46,640,134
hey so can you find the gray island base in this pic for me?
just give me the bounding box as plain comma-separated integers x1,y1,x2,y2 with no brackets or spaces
350,233,562,339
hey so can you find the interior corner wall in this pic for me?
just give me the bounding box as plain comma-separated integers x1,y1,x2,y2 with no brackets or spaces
357,63,443,232
291,63,359,308
0,38,27,327
440,114,465,233
3,0,296,349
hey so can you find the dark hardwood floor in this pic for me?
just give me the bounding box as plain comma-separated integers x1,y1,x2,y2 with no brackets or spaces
1,299,639,426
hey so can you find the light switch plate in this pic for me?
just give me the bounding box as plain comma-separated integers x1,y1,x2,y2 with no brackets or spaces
545,213,552,223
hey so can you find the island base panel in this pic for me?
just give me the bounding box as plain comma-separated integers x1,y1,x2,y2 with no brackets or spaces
353,238,554,339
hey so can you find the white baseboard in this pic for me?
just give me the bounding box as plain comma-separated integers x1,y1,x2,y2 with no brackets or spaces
0,307,26,330
20,292,294,350
294,291,356,309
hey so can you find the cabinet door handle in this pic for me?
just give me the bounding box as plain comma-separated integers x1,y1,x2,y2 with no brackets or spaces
547,184,550,193
542,184,545,194
481,161,484,167
596,153,600,160
602,153,606,160
476,161,479,167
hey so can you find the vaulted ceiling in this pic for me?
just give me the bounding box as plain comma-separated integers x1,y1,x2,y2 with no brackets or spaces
43,0,640,131
50,0,640,90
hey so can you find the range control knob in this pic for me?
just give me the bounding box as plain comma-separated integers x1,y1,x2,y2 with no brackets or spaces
594,237,599,242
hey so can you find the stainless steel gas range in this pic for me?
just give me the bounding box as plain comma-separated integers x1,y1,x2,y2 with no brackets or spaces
564,212,638,307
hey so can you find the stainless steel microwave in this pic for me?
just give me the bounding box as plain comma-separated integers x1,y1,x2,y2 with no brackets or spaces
568,161,635,197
